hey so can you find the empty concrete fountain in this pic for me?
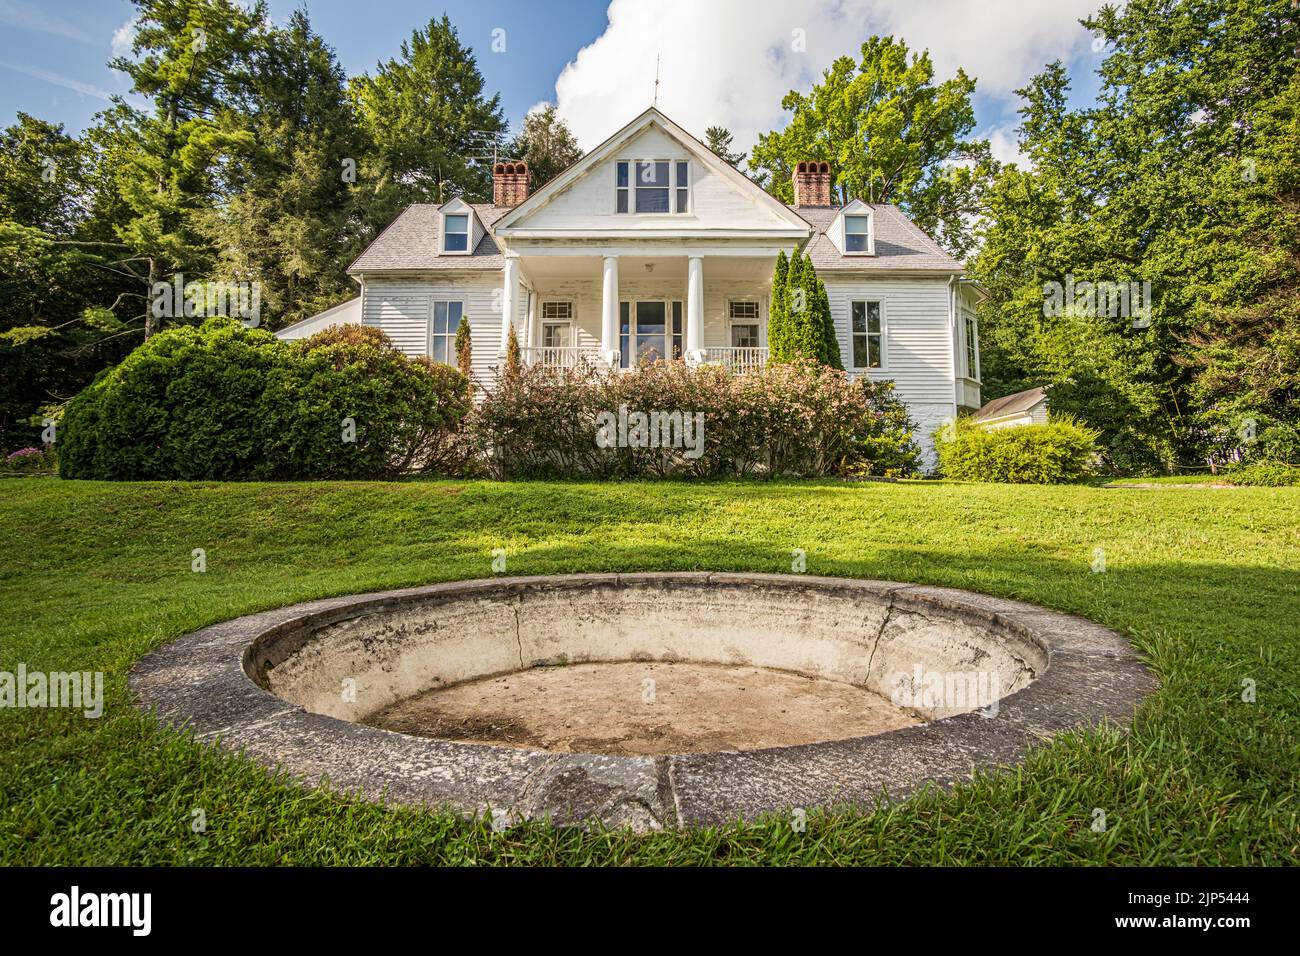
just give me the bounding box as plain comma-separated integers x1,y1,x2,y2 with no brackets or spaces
131,573,1155,831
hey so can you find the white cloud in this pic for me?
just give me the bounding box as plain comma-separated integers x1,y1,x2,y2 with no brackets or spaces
0,0,96,45
111,17,138,58
552,0,1099,154
985,124,1030,168
0,59,114,100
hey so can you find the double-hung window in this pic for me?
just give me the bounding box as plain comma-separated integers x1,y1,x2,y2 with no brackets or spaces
542,302,573,349
442,214,469,253
729,301,760,349
430,300,463,364
851,301,883,369
965,313,978,379
844,214,870,253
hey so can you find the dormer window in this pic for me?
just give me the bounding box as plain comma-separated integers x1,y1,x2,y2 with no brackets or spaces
844,214,871,253
442,213,469,253
615,160,689,214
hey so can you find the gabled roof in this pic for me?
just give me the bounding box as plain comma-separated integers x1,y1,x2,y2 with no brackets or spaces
348,203,508,273
797,204,964,272
974,387,1048,422
493,105,810,235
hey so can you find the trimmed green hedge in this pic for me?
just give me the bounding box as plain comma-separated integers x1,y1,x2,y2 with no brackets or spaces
1221,463,1300,486
60,319,469,480
934,416,1101,484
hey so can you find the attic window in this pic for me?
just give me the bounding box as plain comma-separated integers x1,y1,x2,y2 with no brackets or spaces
443,214,469,253
615,160,689,214
844,214,871,253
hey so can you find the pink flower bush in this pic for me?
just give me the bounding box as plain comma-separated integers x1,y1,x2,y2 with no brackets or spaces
471,359,919,479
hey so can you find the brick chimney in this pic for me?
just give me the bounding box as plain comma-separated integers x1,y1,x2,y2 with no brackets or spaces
493,161,530,207
792,161,832,207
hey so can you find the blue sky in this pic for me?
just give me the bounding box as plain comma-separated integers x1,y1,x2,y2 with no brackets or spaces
0,0,1106,163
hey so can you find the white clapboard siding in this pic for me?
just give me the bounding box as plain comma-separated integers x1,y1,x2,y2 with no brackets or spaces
824,277,956,406
362,274,525,386
368,293,431,356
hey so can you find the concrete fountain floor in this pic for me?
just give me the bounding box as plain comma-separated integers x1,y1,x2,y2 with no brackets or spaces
365,661,920,755
130,573,1156,831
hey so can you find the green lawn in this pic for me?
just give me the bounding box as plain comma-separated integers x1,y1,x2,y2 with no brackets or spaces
1,477,1297,865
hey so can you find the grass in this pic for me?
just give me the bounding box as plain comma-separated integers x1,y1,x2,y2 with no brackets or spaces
1,476,1298,865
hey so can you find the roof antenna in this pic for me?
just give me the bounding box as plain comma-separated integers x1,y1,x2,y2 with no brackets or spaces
653,54,660,106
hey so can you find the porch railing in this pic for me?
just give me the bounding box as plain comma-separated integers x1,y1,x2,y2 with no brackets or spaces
703,347,769,374
520,346,602,370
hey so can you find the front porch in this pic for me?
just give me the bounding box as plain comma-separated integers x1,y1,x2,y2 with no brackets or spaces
502,253,775,374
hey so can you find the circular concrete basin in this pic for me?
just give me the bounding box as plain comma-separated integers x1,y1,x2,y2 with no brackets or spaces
131,574,1155,831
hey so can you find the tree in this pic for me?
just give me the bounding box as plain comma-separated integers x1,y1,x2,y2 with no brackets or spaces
504,324,521,379
351,15,505,211
508,104,582,189
201,10,367,328
768,252,840,368
971,0,1300,472
750,36,993,257
0,115,136,447
704,126,746,168
455,315,474,400
105,0,266,338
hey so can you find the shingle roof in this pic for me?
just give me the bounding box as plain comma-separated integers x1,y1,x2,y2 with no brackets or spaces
795,204,964,272
348,199,962,274
348,204,508,273
974,387,1048,422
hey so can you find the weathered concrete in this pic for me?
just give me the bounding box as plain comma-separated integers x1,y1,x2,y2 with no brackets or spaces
365,661,922,754
129,573,1156,830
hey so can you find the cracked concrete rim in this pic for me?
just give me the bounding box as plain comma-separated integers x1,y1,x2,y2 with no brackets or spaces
129,574,1157,830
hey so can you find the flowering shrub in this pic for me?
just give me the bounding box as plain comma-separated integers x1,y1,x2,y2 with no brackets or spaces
934,416,1100,483
471,359,920,479
2,446,56,475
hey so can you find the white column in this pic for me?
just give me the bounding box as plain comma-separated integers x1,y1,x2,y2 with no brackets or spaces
525,289,537,348
601,255,619,365
499,257,520,354
686,255,704,363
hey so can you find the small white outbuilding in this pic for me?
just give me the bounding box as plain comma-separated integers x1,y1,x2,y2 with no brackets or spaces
972,386,1049,430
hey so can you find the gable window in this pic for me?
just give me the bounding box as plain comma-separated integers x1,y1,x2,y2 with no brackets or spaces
636,160,670,213
729,300,760,349
616,162,629,213
615,160,689,214
443,214,469,253
964,312,978,378
851,300,883,369
844,214,871,253
429,300,463,364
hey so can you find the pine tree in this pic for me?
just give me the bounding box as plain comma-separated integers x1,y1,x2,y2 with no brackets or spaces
203,9,367,328
818,279,843,370
105,0,266,337
455,315,473,399
504,324,521,379
768,250,790,362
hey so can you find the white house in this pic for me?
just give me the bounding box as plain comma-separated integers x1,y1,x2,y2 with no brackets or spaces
276,106,984,467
